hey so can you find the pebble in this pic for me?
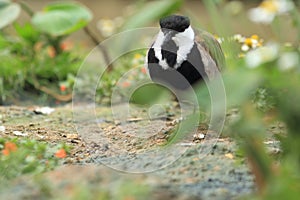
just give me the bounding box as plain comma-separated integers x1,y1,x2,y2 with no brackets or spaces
71,139,81,144
225,153,234,159
0,126,5,132
36,134,45,139
66,133,79,139
193,133,205,141
34,107,55,115
13,131,28,137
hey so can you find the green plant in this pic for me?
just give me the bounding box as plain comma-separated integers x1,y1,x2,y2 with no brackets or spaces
0,1,92,104
196,0,300,199
0,138,70,181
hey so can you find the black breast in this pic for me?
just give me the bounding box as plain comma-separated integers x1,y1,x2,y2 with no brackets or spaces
161,39,178,68
147,44,206,90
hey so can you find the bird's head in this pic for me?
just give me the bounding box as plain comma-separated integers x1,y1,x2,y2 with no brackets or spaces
159,15,190,33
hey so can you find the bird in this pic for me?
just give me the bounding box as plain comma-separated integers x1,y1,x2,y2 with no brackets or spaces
145,15,225,91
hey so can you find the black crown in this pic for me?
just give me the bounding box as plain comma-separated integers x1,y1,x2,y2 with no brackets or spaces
159,15,190,33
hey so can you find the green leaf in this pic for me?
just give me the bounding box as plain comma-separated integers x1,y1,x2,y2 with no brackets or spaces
121,0,183,30
31,2,92,36
0,0,21,29
14,23,40,44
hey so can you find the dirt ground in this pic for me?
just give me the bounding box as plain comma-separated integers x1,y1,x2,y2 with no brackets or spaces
0,105,259,200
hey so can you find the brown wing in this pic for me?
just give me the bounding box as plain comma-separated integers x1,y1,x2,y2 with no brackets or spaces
194,29,225,72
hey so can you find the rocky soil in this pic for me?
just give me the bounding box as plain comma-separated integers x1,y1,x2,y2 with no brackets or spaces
0,105,263,200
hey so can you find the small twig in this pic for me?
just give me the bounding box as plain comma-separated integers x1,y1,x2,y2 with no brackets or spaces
126,116,171,123
38,86,72,102
30,76,72,102
83,26,114,72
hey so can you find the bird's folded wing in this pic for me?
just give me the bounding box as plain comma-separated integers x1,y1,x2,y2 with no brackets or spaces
195,29,225,72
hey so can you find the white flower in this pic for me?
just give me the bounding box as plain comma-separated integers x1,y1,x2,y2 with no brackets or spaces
245,42,279,68
97,17,124,37
241,44,250,52
97,19,116,37
276,0,294,13
237,34,263,52
278,52,299,71
248,0,294,24
248,7,276,24
233,34,245,43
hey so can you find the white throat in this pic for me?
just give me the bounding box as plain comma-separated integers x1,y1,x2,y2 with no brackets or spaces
172,26,195,69
173,26,194,43
152,26,195,70
152,30,169,70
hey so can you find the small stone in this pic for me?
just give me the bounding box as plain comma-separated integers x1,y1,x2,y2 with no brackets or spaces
66,133,78,139
0,126,5,132
192,157,200,161
13,131,28,137
34,107,55,115
179,142,195,146
225,153,234,159
37,134,45,139
71,139,81,144
114,120,121,125
193,133,205,141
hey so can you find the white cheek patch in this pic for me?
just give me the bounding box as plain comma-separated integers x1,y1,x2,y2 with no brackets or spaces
153,30,164,61
152,31,169,70
172,26,195,69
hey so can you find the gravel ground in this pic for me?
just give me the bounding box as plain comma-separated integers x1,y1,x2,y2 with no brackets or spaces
0,105,258,199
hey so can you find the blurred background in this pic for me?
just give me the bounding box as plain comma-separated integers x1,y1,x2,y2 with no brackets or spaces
16,0,299,48
1,0,299,105
1,1,300,199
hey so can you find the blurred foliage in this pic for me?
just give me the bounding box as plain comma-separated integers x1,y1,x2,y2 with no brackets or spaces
32,2,92,36
0,1,91,104
0,0,21,29
101,0,300,199
94,51,149,104
197,0,300,199
121,0,183,30
0,138,70,181
1,0,300,199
